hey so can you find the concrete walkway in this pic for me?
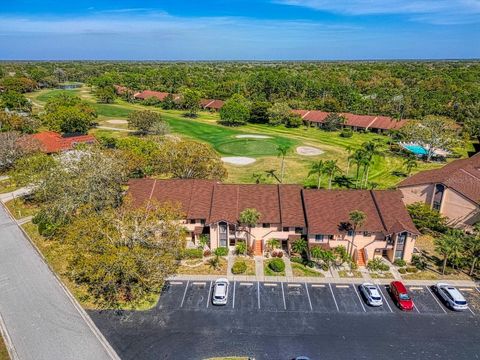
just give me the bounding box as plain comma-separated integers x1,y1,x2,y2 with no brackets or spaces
0,204,119,360
283,256,293,277
0,187,32,204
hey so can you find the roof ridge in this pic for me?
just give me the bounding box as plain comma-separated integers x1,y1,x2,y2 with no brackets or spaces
277,185,283,226
459,168,480,182
207,182,217,223
369,191,388,233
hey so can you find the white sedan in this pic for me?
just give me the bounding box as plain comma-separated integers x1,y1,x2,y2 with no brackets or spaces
434,283,468,311
212,278,229,306
359,283,383,307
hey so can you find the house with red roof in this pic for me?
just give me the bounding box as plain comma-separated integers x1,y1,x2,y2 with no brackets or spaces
200,99,225,111
398,153,480,229
31,131,96,154
127,178,419,263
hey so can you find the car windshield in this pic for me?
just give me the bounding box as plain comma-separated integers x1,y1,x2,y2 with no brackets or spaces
214,295,224,299
455,300,467,305
399,293,410,301
372,296,382,301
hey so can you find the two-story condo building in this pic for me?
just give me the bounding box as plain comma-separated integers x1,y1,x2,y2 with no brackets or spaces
128,179,419,264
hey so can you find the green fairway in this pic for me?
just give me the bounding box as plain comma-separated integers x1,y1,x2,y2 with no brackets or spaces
36,89,81,102
91,103,134,118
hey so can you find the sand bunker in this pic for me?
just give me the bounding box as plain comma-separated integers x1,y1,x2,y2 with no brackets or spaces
296,146,324,156
106,119,128,125
221,157,256,165
235,134,271,139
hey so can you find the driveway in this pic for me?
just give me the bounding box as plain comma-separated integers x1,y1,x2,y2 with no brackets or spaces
0,205,118,360
91,280,480,360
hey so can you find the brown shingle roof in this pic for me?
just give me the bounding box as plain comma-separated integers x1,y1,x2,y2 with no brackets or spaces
398,153,480,204
134,90,170,101
201,99,225,110
279,185,306,227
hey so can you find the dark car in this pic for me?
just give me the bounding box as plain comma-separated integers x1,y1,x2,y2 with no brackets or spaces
390,281,414,311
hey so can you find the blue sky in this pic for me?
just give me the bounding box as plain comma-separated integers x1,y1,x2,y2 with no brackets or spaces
1,0,479,60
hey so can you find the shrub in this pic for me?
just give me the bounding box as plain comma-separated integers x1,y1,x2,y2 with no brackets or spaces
235,241,247,255
268,258,285,273
182,248,203,259
231,260,247,274
398,268,407,274
214,247,229,257
350,261,358,271
291,256,303,264
272,249,283,258
367,258,390,272
407,202,448,233
393,259,407,267
406,266,418,273
411,254,428,270
340,128,353,138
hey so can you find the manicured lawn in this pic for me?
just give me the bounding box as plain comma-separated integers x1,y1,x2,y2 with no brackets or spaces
369,271,394,279
338,270,363,278
35,89,81,103
4,198,39,219
264,259,286,276
91,103,134,118
0,335,9,360
292,262,324,277
177,257,228,275
231,257,256,276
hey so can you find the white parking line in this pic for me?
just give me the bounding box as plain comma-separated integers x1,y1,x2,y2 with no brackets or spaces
180,280,189,308
305,283,313,311
311,284,325,288
169,281,183,285
206,281,212,308
329,283,339,312
376,285,393,313
264,283,277,287
476,287,480,294
413,303,420,313
287,284,302,287
353,284,366,312
467,306,475,316
257,282,260,309
426,286,447,314
336,285,350,288
240,282,253,286
409,287,423,290
281,282,286,310
459,288,474,292
232,281,236,309
192,282,206,286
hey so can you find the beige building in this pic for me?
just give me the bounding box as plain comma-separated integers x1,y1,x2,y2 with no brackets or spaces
128,179,419,264
398,153,480,230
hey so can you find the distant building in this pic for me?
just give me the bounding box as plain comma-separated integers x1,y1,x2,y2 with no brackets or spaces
31,131,96,154
398,153,480,230
200,99,225,111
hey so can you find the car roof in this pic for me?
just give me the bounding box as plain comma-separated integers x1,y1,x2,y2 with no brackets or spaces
444,286,466,301
391,281,408,293
214,282,227,296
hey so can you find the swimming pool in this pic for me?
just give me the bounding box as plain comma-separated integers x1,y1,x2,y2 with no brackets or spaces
403,144,428,155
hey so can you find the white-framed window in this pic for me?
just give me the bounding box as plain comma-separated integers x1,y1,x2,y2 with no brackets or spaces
315,234,324,242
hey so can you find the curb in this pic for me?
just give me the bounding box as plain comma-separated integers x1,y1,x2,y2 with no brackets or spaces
0,202,121,360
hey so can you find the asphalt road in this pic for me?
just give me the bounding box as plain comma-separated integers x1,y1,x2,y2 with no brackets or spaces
91,280,480,360
0,205,118,360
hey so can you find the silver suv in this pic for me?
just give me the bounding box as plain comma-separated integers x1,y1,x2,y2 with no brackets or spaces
359,283,383,307
434,283,468,311
212,278,229,306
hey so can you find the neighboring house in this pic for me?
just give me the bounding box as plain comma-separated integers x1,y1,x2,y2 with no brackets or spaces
31,131,97,154
128,178,418,263
398,153,480,230
133,90,172,101
113,85,128,95
293,109,407,133
200,99,225,111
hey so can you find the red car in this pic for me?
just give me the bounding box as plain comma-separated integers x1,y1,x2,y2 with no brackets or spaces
390,281,414,311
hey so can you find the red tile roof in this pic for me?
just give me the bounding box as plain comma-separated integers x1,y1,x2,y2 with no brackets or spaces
31,131,96,154
200,99,225,110
398,153,480,205
134,90,171,101
303,189,418,235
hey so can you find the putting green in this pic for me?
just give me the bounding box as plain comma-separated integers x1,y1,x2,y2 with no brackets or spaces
216,138,280,156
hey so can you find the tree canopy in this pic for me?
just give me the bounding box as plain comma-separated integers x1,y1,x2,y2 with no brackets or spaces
219,94,250,126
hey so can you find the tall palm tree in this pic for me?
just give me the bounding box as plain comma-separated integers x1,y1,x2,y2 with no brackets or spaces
345,145,354,175
403,156,418,176
349,150,366,189
464,223,480,276
324,159,341,189
308,160,325,189
434,229,464,275
276,144,290,183
348,210,367,257
361,141,384,189
265,169,281,183
239,208,261,248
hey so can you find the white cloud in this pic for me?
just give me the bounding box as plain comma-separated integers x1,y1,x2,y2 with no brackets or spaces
275,0,480,24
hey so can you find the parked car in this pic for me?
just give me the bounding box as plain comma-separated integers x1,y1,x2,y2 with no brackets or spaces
212,278,229,305
389,281,414,311
433,283,468,311
359,283,383,307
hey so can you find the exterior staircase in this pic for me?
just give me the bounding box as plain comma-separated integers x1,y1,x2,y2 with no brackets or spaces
254,240,263,256
357,248,367,267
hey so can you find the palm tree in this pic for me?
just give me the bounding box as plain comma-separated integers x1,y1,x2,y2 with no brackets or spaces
349,149,366,189
291,239,308,257
308,160,325,189
324,159,341,189
310,246,323,263
345,145,354,176
252,172,265,184
267,238,280,251
348,210,367,257
434,229,464,275
463,224,480,276
239,208,261,248
403,156,418,176
276,144,290,183
321,250,336,269
265,169,281,183
361,141,384,188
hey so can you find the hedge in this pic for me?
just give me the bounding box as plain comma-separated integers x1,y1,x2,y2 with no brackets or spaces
268,258,285,273
231,260,247,274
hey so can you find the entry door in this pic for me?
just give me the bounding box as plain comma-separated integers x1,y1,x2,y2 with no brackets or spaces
219,223,227,247
395,233,406,259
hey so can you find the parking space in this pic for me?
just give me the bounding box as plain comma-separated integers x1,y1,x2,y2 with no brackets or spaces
308,284,339,313
330,284,365,313
407,286,446,314
158,281,480,317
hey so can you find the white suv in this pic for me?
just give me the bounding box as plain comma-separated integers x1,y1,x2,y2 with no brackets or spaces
212,278,229,306
434,283,468,311
359,283,383,307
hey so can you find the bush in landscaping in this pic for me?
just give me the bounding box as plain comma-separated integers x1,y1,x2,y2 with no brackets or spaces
411,254,428,270
340,128,353,138
407,202,448,233
398,268,407,274
214,247,229,257
231,260,247,274
235,241,247,255
393,259,406,267
182,248,203,259
271,249,284,258
406,266,418,273
290,256,303,264
367,258,390,272
268,258,285,273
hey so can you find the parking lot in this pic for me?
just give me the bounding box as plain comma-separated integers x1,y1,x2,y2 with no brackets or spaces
158,280,480,317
